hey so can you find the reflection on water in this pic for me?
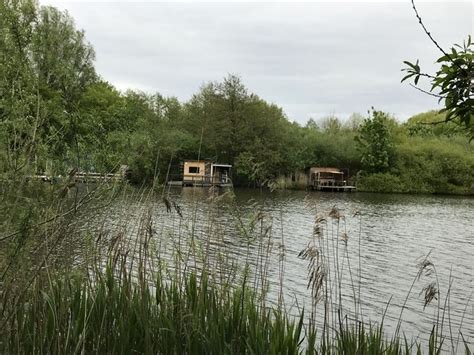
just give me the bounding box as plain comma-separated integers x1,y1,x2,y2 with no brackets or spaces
98,187,474,347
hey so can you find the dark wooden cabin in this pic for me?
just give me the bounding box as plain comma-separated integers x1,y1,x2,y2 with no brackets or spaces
308,167,356,192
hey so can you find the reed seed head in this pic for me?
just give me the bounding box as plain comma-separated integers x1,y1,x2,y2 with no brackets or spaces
420,282,438,310
416,255,435,280
341,233,349,245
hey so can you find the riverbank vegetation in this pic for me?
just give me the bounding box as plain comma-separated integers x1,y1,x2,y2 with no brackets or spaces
1,182,471,354
1,1,473,194
1,1,473,354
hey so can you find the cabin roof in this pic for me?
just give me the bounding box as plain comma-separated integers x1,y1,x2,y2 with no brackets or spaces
183,160,231,167
310,167,344,174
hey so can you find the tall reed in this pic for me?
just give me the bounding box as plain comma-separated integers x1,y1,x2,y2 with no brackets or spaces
0,181,472,354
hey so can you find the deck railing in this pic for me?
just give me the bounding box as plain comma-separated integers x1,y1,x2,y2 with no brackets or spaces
167,173,232,186
30,171,125,183
182,174,231,184
314,179,348,187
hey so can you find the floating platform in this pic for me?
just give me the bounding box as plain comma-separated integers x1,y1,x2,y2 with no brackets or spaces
167,180,232,188
313,185,356,192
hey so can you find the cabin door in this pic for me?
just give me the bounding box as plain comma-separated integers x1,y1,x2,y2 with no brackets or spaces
212,167,220,183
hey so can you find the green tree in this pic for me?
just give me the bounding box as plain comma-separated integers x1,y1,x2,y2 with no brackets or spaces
182,74,250,163
404,110,464,138
181,74,291,185
0,1,96,175
356,110,395,174
0,0,38,174
33,6,96,109
76,81,124,171
318,115,342,133
32,5,96,168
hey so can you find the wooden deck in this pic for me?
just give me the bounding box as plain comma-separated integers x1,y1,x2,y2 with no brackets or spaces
313,184,356,192
168,175,232,188
167,180,233,188
30,172,125,184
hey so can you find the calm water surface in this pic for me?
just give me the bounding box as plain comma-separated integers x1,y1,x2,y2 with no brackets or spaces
102,188,473,348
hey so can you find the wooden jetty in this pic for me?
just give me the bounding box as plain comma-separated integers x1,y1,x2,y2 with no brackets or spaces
308,167,356,192
30,165,129,184
168,160,232,188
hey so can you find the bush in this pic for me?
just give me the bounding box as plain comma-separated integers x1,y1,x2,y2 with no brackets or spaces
357,172,406,193
394,138,474,195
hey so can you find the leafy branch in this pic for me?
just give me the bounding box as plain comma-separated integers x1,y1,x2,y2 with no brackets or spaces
402,0,474,136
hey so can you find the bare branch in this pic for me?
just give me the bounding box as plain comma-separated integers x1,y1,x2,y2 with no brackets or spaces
411,0,453,62
418,73,436,80
419,120,452,126
409,83,445,99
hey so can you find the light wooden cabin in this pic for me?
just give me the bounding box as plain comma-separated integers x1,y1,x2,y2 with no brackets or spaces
183,160,208,183
181,160,232,187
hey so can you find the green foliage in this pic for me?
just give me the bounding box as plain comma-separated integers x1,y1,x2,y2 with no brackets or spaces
2,185,468,353
356,109,395,174
357,172,405,193
358,136,474,194
0,0,96,176
1,2,472,195
33,5,96,108
394,137,474,194
402,36,474,137
0,0,38,174
404,110,465,137
2,265,304,354
177,74,290,185
235,151,270,187
2,1,474,352
4,255,462,354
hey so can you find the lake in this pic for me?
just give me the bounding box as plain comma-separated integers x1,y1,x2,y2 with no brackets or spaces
97,187,473,349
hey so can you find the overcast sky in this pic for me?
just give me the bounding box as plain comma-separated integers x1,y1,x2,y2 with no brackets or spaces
41,0,472,124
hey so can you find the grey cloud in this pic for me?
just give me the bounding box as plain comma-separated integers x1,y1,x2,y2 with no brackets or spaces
44,1,472,123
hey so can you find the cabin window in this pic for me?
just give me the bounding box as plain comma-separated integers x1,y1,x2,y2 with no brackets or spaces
189,166,200,174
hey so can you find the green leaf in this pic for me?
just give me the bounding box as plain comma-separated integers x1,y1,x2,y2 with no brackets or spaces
401,73,415,82
403,60,418,70
436,55,450,63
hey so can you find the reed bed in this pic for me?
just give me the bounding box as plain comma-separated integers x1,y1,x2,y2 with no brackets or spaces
0,180,472,354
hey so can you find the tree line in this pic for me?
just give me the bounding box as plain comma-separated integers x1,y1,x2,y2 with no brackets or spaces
1,1,472,194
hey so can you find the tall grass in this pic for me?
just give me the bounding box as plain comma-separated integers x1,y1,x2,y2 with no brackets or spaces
4,262,305,354
0,180,472,354
269,172,309,190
